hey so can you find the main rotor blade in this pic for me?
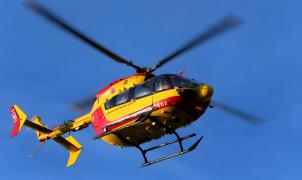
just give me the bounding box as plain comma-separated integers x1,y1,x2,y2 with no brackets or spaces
151,15,242,72
71,96,95,113
212,101,264,124
25,1,141,71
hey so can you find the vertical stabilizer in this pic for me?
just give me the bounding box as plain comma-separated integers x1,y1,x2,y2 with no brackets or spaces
10,105,27,137
31,116,45,141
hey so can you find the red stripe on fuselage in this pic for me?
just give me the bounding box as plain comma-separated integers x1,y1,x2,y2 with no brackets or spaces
92,96,182,136
107,117,138,131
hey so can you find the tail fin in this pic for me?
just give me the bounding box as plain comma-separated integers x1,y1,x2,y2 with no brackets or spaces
10,105,27,137
10,105,52,138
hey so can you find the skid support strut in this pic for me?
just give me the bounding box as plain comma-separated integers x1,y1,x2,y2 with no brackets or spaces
150,119,185,151
114,120,203,167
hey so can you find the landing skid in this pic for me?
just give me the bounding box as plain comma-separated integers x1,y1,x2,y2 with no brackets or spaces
140,135,203,167
137,118,203,167
114,121,203,167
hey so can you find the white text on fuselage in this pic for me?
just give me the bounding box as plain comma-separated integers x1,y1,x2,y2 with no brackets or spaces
104,100,170,129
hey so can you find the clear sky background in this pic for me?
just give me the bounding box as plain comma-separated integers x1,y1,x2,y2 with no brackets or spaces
1,0,301,179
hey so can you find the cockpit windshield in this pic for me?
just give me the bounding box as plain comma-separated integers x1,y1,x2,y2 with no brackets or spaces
167,74,199,88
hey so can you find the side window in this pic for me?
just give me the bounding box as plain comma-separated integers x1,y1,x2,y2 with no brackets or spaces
115,90,129,106
105,90,130,109
105,78,156,109
105,96,116,109
133,83,152,99
155,75,171,92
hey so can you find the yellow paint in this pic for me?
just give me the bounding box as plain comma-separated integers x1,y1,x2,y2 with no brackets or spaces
46,113,91,139
65,136,82,167
152,88,179,103
96,74,146,105
196,84,214,102
101,134,128,147
105,95,153,121
13,105,27,132
31,116,45,138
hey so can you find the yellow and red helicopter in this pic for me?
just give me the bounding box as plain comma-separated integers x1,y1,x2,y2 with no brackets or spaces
10,1,262,168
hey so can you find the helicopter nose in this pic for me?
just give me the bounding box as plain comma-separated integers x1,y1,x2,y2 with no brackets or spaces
196,84,214,102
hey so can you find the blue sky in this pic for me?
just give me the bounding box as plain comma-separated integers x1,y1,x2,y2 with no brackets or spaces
1,0,301,179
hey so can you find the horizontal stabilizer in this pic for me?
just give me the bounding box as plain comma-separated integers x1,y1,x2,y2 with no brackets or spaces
54,135,83,167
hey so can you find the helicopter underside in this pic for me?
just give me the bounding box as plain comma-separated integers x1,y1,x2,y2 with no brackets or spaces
99,96,206,147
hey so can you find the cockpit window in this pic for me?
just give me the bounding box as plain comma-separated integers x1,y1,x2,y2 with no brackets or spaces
155,75,171,92
168,74,199,88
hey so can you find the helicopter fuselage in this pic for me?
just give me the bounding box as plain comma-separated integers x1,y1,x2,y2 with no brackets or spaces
90,73,214,147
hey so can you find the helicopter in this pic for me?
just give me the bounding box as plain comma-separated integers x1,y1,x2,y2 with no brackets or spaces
9,1,262,168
